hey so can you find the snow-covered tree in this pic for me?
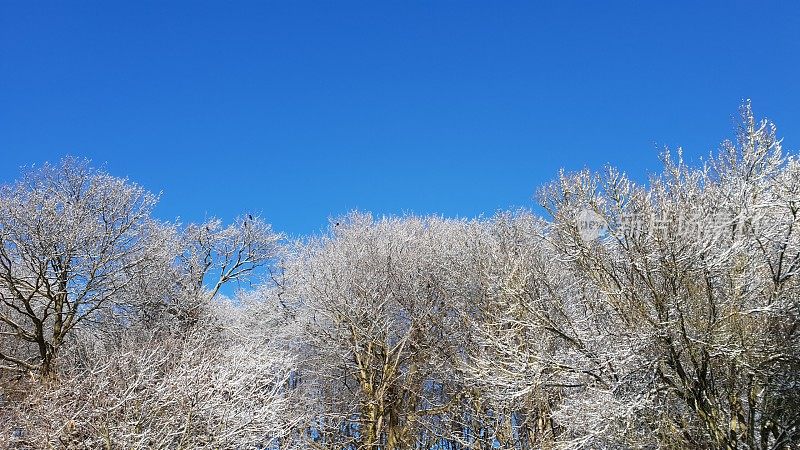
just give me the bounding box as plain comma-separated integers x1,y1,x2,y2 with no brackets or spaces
1,299,300,449
0,157,170,378
3,103,798,449
283,213,492,448
471,102,800,448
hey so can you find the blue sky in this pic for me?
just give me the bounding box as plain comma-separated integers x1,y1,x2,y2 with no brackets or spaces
1,1,799,237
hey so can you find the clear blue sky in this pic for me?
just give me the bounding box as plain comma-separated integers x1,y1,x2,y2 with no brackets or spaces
2,1,799,236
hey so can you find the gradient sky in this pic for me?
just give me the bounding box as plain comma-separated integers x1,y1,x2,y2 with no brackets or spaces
2,1,799,237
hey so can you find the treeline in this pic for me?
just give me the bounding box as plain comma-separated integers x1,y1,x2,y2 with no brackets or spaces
1,103,798,449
